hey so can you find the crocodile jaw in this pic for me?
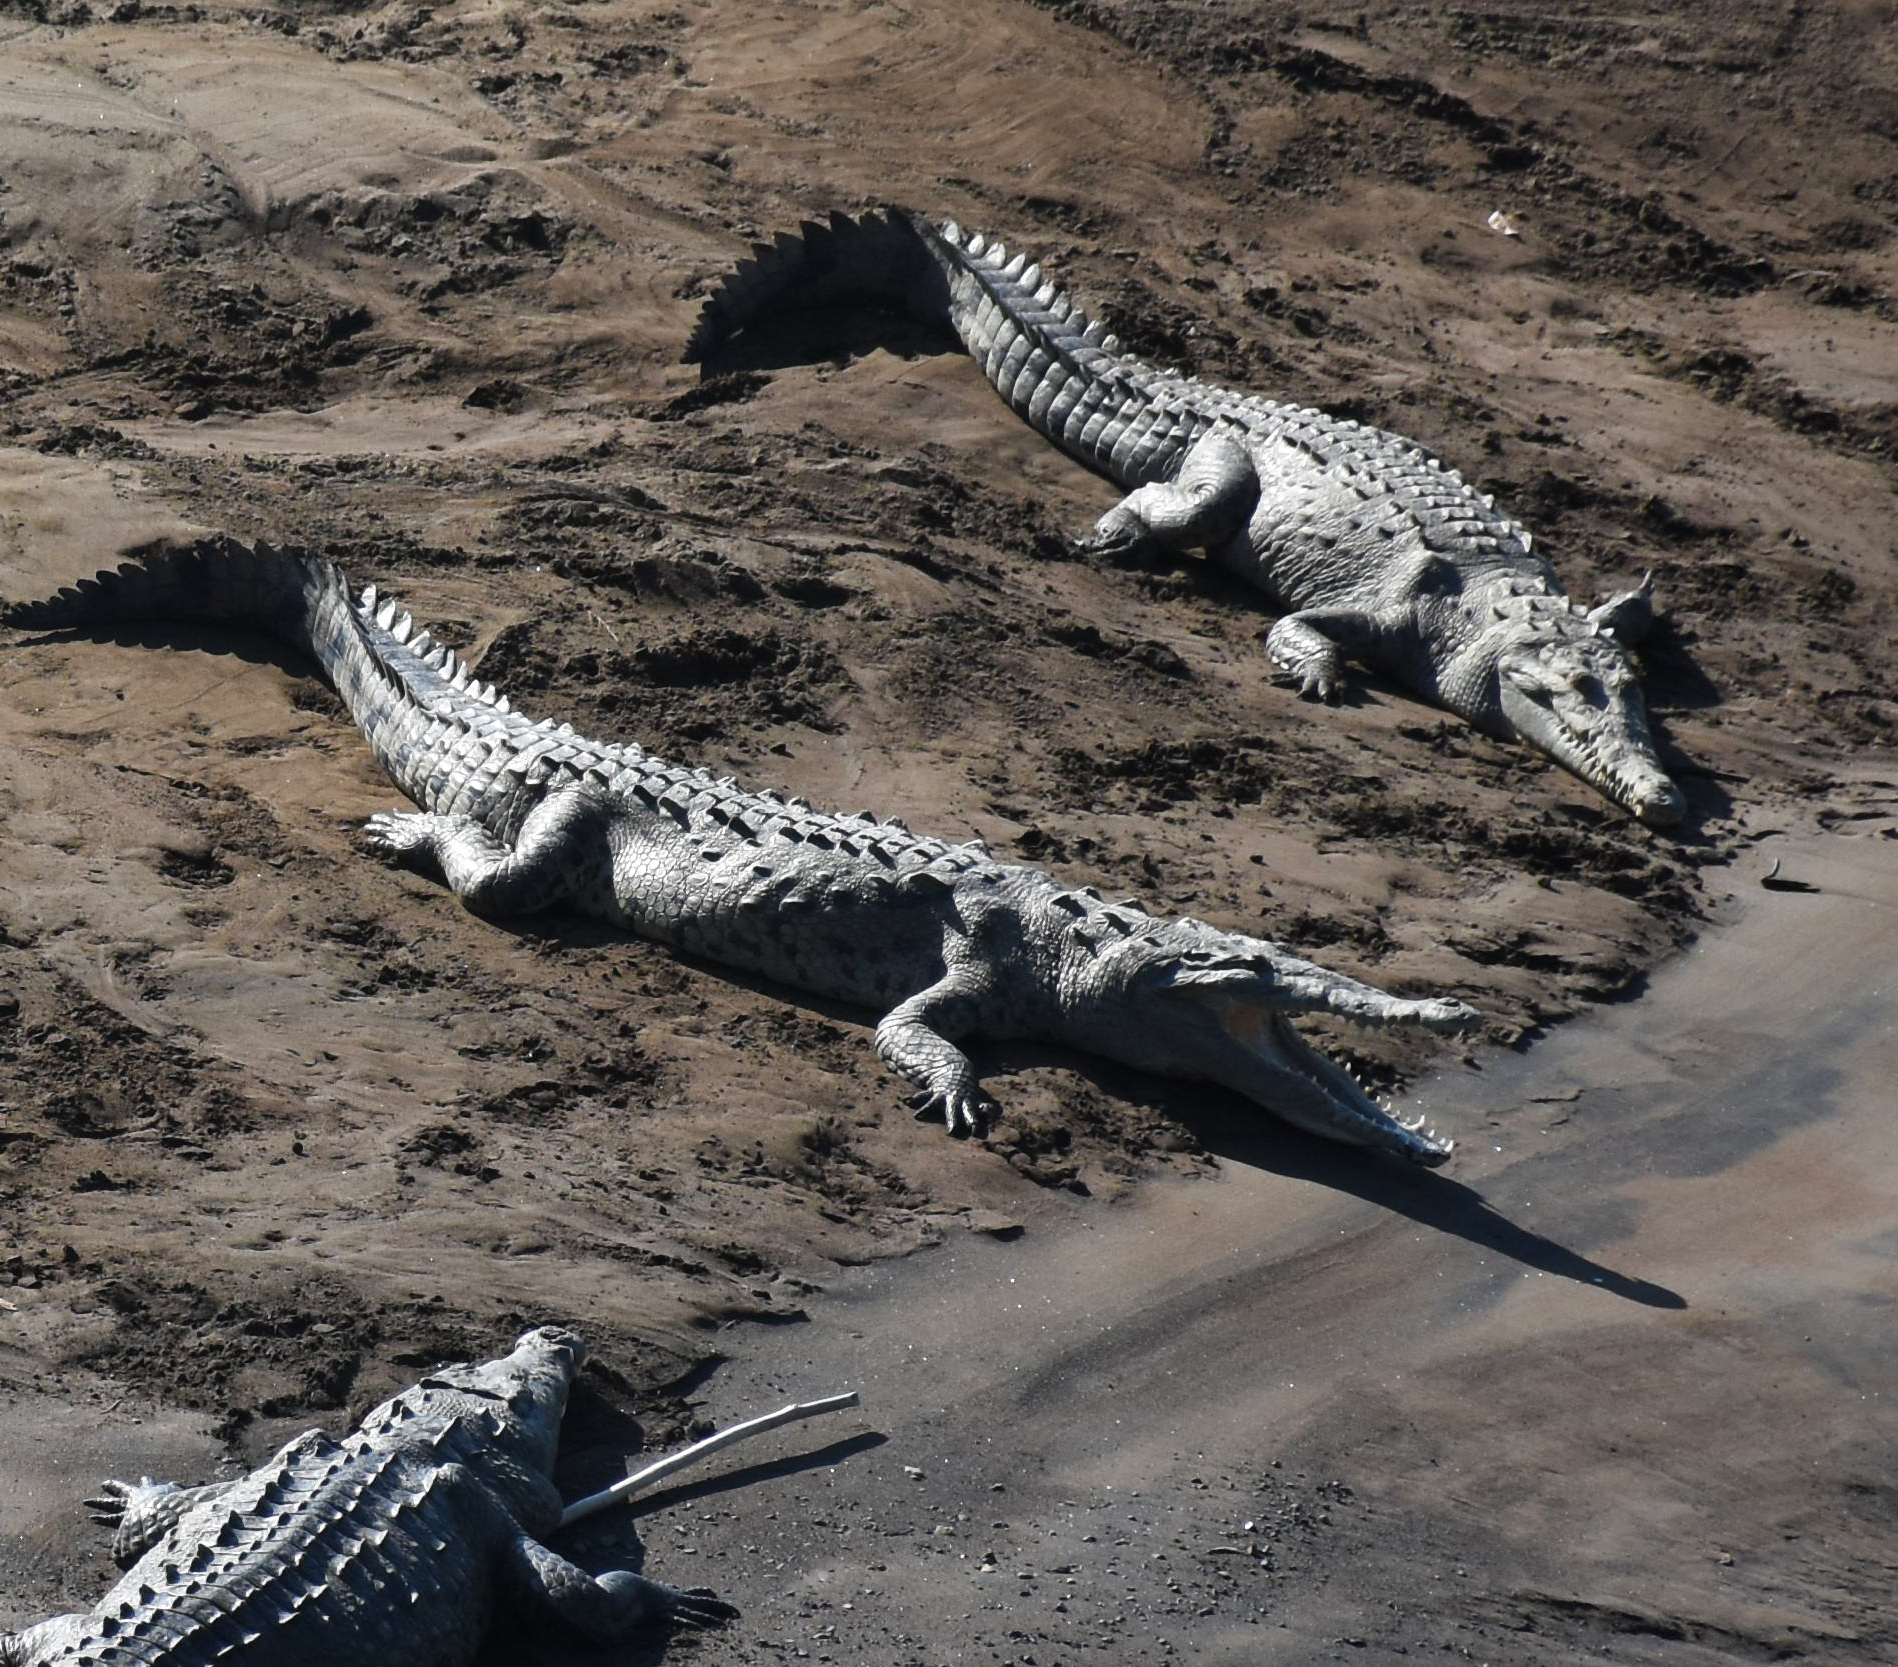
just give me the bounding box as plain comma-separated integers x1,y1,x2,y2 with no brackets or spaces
1207,1000,1458,1166
1498,655,1685,827
1093,983,1463,1166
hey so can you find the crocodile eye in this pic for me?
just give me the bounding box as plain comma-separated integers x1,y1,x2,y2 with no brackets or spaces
1568,672,1607,707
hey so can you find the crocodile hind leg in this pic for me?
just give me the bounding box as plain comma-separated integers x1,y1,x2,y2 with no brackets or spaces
2,1613,86,1665
87,1430,343,1563
365,785,611,916
875,970,1000,1136
505,1534,737,1639
1084,428,1259,563
86,1475,245,1564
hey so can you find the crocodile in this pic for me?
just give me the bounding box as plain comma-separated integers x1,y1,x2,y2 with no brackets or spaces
684,207,1686,827
0,1326,733,1666
9,539,1475,1164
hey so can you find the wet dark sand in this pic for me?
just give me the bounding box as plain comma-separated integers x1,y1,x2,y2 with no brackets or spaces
646,815,1896,1664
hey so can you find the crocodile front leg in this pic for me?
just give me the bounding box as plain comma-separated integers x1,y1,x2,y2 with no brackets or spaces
1264,606,1396,701
1085,428,1259,562
1587,573,1655,643
366,784,610,915
875,969,1000,1136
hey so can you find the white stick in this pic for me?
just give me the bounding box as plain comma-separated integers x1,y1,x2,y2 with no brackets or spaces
559,1391,861,1527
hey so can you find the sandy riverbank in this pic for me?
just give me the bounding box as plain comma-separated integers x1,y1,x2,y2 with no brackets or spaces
2,3,1894,1660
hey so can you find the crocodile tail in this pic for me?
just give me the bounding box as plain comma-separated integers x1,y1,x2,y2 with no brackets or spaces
5,538,419,754
684,206,949,363
9,538,540,817
689,211,1192,487
5,535,340,645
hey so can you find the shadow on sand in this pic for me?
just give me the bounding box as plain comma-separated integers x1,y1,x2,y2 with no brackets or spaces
1176,1084,1686,1310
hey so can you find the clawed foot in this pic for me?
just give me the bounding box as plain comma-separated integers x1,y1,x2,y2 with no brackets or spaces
84,1475,178,1543
907,1086,1000,1138
1078,512,1157,567
83,1477,144,1527
1271,655,1342,703
665,1586,740,1629
595,1571,737,1631
363,810,435,858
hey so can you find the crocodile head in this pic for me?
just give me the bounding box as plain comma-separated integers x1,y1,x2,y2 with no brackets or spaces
1062,916,1478,1166
1485,591,1684,826
358,1325,586,1474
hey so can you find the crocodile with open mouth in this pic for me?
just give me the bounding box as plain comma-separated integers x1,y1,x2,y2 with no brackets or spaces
10,539,1476,1163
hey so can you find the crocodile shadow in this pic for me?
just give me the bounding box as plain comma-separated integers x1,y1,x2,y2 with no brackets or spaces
1212,1114,1684,1309
979,1045,1686,1310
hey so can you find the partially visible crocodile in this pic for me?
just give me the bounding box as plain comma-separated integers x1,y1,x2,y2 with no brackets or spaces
0,1326,733,1666
685,208,1686,827
10,540,1474,1164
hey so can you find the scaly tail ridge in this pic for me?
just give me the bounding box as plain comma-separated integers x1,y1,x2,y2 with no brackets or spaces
3,537,405,742
688,210,1199,487
4,535,331,643
684,207,948,364
4,539,507,815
